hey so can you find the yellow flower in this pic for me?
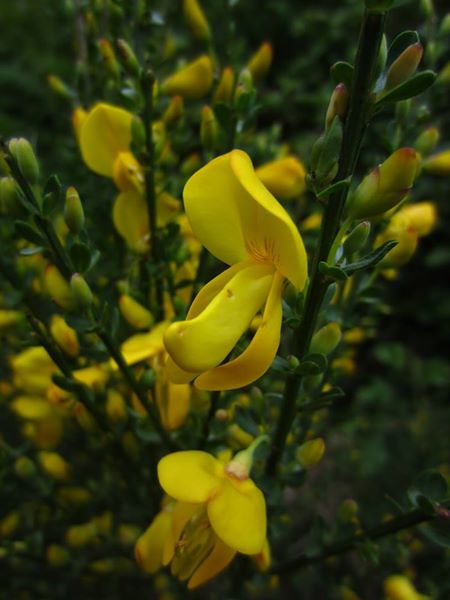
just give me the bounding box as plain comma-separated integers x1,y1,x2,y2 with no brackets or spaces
389,202,437,238
161,56,214,101
141,447,267,589
246,42,273,83
119,322,191,431
256,156,306,199
384,574,429,600
164,150,307,391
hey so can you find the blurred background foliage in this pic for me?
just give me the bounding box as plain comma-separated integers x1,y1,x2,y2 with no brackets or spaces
0,0,449,598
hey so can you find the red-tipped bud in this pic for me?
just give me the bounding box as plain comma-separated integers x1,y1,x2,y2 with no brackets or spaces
385,43,423,91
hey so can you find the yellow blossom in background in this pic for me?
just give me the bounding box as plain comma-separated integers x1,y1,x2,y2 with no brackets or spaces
161,55,213,101
0,309,23,330
246,42,273,83
256,156,306,199
423,149,450,176
384,574,429,600
50,315,79,357
165,149,308,391
389,202,437,238
182,0,211,41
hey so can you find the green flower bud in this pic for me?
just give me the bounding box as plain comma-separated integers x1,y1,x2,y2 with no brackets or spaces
296,438,325,469
200,105,218,152
14,456,37,480
311,322,342,355
384,43,423,92
70,273,93,308
414,126,440,155
64,186,85,234
0,176,20,215
116,38,140,77
9,138,40,184
348,148,419,220
343,221,371,255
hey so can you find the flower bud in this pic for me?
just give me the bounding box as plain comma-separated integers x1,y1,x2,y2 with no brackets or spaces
44,265,76,311
337,498,359,522
182,0,211,41
14,456,37,480
384,43,423,92
246,42,273,83
311,322,342,355
64,186,85,234
9,137,40,184
348,148,419,219
162,95,184,125
46,544,69,567
256,156,306,200
72,107,87,142
181,152,202,176
0,511,20,538
414,126,439,155
440,14,450,35
74,402,97,432
50,315,79,358
106,389,128,424
66,522,98,547
423,150,450,176
0,176,20,215
70,273,93,308
325,83,349,130
213,67,235,103
38,451,70,480
119,294,153,329
343,221,371,255
200,105,218,151
234,67,254,105
161,55,213,101
98,38,120,79
384,574,426,600
47,75,72,100
116,38,139,77
296,438,325,469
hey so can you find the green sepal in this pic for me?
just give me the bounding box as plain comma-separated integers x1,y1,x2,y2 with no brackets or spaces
319,261,349,282
388,30,419,59
330,61,354,88
295,353,328,376
377,70,436,104
42,174,62,215
316,176,352,200
69,241,91,273
14,220,45,245
342,240,397,275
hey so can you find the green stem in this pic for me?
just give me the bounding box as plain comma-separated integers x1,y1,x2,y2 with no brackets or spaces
266,8,386,476
141,70,164,320
271,499,450,574
198,390,221,448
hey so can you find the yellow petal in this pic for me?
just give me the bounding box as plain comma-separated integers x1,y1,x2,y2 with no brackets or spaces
161,55,213,101
188,538,236,589
119,322,168,366
207,476,266,554
256,156,306,199
113,191,149,253
10,396,53,420
134,510,172,574
183,150,308,289
195,271,283,390
73,365,109,389
157,381,191,431
230,150,308,289
164,262,274,373
162,501,198,566
79,103,133,177
158,451,222,503
165,355,199,384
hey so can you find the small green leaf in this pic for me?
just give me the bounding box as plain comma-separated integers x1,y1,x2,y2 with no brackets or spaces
415,470,448,501
421,517,450,549
377,70,436,104
135,419,160,443
15,220,45,245
18,246,44,256
70,241,91,273
235,407,259,437
342,240,397,275
65,314,96,333
42,174,62,215
330,61,354,88
213,102,234,131
316,177,352,199
318,386,345,401
388,30,419,59
319,261,349,281
295,354,328,376
52,373,81,393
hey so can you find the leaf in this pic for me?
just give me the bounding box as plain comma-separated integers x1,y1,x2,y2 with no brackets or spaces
319,261,349,282
330,61,354,88
235,407,259,437
65,314,96,334
135,418,161,443
318,386,345,401
377,71,436,104
388,30,419,59
295,354,328,376
14,220,45,245
70,241,91,273
42,174,62,215
52,373,81,393
412,470,449,502
316,177,352,199
421,518,450,549
342,241,397,275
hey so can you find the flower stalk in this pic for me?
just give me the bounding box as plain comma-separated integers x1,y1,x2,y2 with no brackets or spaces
266,8,387,475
